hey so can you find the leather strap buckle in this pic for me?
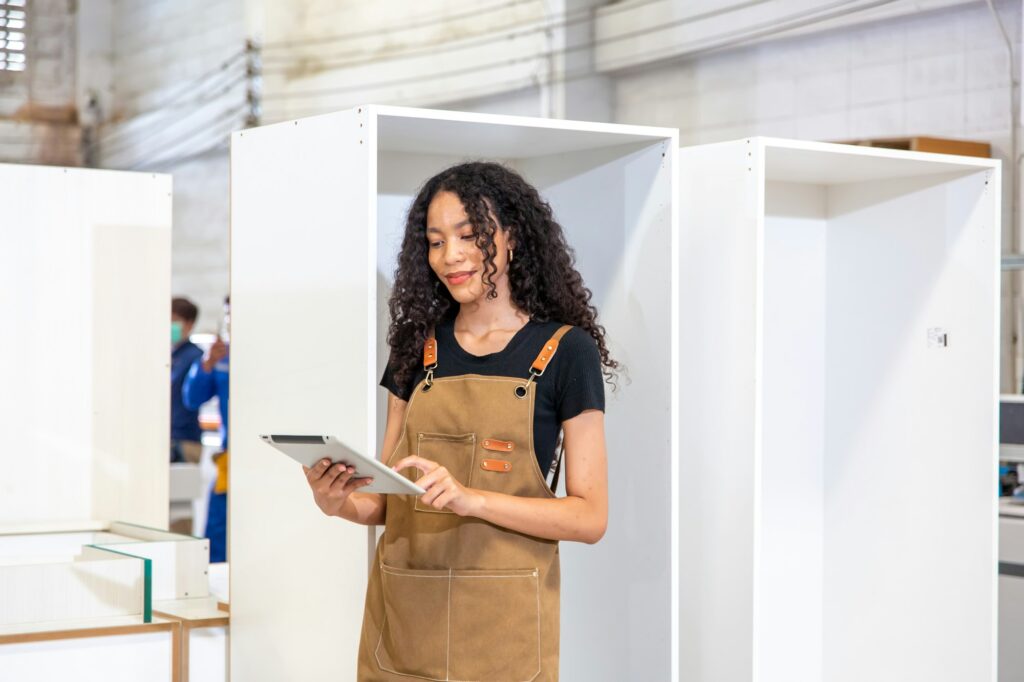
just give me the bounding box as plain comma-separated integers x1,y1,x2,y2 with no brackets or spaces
423,336,438,371
422,334,438,392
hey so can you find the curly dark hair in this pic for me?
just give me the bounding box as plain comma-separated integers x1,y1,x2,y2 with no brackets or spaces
387,161,619,391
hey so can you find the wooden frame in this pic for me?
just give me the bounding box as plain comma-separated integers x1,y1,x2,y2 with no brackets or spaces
154,602,230,682
836,136,991,159
0,618,180,681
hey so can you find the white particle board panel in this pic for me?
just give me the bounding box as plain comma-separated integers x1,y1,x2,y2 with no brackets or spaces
230,109,375,682
101,522,210,600
0,546,147,627
821,171,995,682
762,137,996,184
517,142,674,681
0,532,111,562
678,138,760,682
0,164,171,530
231,105,677,682
119,540,202,600
0,521,209,629
679,138,999,682
375,104,669,158
760,180,827,682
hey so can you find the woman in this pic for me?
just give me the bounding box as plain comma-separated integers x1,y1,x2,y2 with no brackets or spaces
304,161,612,681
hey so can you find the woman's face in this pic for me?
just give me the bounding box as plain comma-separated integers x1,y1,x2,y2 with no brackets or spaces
426,191,511,305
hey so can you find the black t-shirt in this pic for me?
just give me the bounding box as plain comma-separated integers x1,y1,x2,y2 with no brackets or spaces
380,319,605,474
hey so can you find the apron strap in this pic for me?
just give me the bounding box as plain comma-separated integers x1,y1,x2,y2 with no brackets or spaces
423,328,438,370
422,328,438,391
529,324,573,376
534,325,572,493
548,444,564,493
517,324,574,399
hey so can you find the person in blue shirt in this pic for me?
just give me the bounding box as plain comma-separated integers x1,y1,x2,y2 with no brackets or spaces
184,296,230,563
171,298,204,463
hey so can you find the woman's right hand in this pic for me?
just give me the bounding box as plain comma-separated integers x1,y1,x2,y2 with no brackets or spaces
303,459,375,517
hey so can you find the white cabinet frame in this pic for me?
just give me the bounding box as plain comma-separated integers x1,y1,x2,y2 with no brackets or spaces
678,138,1000,682
230,105,678,682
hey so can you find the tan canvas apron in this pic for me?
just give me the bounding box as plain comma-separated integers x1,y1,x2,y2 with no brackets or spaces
357,325,573,682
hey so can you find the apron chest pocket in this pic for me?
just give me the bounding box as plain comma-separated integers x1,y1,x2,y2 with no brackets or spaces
412,433,475,514
376,564,541,682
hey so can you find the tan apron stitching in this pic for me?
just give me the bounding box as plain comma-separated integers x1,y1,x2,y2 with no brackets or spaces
532,570,542,682
414,433,475,514
381,573,536,579
446,568,452,681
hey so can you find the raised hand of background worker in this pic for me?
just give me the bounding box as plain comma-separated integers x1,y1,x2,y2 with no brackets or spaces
303,459,375,517
202,337,228,373
392,455,483,516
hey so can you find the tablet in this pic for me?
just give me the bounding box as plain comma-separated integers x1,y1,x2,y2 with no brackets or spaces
259,434,425,496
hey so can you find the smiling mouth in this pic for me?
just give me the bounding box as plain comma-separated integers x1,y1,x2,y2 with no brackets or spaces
445,270,475,285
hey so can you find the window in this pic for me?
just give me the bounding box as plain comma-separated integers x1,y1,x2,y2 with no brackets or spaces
0,0,26,73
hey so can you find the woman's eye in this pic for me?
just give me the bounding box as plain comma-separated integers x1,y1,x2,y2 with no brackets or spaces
429,241,443,249
461,234,477,241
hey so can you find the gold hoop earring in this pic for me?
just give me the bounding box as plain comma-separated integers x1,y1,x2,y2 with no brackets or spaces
508,249,514,263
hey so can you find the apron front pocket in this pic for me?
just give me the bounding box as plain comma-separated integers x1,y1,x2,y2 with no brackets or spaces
449,567,541,682
375,564,450,680
375,564,542,682
413,432,475,514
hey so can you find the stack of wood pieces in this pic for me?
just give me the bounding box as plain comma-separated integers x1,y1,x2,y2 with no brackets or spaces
836,136,991,158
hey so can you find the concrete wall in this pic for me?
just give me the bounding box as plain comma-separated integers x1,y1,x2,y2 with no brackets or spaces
0,0,82,166
611,1,1017,155
94,0,1021,384
94,0,247,331
100,0,581,330
253,1,548,119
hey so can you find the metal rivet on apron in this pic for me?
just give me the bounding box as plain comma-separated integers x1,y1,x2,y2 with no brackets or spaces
514,385,528,399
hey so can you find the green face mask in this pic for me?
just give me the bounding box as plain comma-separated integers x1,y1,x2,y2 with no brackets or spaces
171,321,183,345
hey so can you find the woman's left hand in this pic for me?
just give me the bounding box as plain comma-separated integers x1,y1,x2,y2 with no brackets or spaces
392,455,483,517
